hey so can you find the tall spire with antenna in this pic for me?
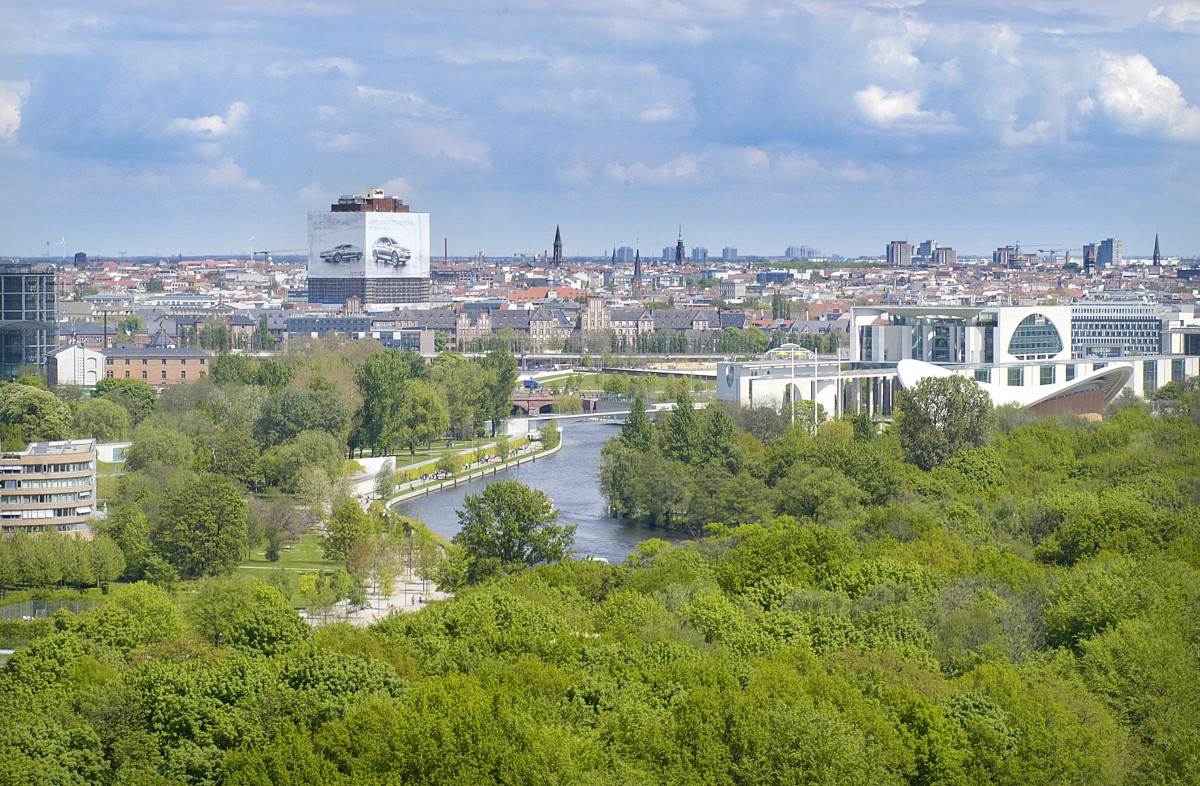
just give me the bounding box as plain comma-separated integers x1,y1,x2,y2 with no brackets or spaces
674,223,685,265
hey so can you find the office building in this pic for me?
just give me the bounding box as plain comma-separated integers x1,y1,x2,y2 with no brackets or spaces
615,246,635,263
1097,238,1122,268
917,240,938,261
722,247,738,261
0,263,56,380
886,241,913,267
933,247,957,266
0,439,96,536
691,247,708,262
1071,302,1162,359
308,188,431,308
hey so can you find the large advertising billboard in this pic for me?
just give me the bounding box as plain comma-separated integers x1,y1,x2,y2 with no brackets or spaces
308,211,430,279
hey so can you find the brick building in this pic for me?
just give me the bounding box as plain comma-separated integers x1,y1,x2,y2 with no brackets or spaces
102,347,210,386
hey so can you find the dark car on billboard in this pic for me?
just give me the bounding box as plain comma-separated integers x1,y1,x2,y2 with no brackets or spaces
372,237,412,266
319,244,363,264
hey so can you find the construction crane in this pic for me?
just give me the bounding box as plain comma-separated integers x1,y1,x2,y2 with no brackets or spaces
1037,245,1065,264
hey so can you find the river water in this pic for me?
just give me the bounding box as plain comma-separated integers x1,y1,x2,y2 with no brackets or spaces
394,420,688,563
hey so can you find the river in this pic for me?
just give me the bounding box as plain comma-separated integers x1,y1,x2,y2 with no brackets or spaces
394,420,688,563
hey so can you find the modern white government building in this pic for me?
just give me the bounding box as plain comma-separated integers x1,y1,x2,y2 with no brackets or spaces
717,303,1200,419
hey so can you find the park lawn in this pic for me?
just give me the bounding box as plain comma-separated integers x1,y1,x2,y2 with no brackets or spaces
96,460,123,476
96,475,119,503
238,531,339,574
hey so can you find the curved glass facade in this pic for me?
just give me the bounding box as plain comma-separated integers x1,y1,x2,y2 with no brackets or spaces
1008,314,1063,359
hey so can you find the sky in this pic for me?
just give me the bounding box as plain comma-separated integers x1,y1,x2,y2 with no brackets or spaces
1,1,1198,260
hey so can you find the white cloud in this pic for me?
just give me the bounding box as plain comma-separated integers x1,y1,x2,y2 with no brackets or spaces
379,177,412,197
1001,118,1054,147
1082,54,1200,142
313,132,363,152
203,158,263,190
265,58,360,78
1148,2,1200,29
436,45,547,65
853,84,954,127
356,86,451,120
557,160,592,185
0,81,30,140
606,154,700,185
404,124,490,166
297,181,325,201
637,102,679,123
167,101,249,137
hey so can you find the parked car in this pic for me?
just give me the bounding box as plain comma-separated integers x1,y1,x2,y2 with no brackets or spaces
372,236,411,266
319,244,363,264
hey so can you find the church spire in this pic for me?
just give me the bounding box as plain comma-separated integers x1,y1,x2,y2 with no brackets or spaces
1153,233,1161,266
633,246,643,286
674,223,685,265
552,225,563,268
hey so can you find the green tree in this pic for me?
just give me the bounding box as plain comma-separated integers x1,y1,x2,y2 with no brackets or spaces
102,503,153,579
255,385,350,448
255,315,276,350
395,379,449,453
553,393,583,414
373,459,395,500
0,382,72,446
324,497,376,562
701,402,741,472
154,473,248,577
250,494,310,562
431,354,487,438
479,349,518,436
896,374,993,470
620,392,655,452
258,430,346,493
124,423,194,473
354,349,427,455
96,378,158,425
663,389,702,465
72,397,131,441
437,480,575,589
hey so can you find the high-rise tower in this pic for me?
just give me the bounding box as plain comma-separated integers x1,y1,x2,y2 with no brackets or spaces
307,188,430,307
552,226,563,268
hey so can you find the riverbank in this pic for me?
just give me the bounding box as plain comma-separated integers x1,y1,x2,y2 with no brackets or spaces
384,436,564,508
394,421,688,564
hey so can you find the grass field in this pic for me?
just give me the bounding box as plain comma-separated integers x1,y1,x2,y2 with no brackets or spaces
237,532,339,575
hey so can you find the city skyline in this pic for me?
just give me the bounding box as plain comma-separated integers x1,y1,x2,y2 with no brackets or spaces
1,1,1198,258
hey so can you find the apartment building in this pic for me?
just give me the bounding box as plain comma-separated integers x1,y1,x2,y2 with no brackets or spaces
0,439,96,536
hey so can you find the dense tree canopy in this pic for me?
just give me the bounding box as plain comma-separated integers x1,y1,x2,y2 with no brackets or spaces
5,331,1198,785
437,480,575,589
896,374,994,470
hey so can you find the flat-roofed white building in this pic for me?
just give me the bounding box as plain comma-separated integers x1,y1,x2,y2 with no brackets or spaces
0,439,97,536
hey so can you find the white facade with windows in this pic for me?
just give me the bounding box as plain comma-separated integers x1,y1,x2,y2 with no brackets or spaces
0,439,96,536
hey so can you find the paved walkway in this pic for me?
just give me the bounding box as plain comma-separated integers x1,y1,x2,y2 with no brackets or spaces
301,567,450,627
